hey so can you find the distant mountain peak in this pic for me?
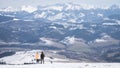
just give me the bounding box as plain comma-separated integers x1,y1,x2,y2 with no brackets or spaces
0,6,18,12
21,5,37,13
110,4,120,9
38,3,96,11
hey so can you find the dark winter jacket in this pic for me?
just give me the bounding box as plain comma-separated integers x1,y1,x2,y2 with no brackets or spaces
41,52,45,59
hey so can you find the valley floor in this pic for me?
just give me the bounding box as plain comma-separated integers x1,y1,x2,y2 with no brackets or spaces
0,63,120,68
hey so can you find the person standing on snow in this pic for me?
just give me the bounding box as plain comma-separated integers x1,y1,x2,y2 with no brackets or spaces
35,52,40,63
40,51,45,64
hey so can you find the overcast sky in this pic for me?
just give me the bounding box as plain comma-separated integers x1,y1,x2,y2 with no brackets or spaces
0,0,120,8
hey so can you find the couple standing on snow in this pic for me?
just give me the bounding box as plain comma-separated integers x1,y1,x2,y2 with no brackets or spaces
35,51,45,64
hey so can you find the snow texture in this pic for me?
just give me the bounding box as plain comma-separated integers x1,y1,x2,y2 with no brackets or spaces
0,63,120,68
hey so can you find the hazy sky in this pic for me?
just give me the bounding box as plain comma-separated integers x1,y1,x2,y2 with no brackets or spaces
0,0,120,8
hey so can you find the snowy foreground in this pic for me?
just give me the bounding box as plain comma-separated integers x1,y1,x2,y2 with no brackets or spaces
0,63,120,68
0,50,120,68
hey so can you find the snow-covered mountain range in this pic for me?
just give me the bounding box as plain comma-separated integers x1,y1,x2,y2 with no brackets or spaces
0,3,120,62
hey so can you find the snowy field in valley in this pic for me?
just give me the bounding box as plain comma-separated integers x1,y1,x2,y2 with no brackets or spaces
0,63,120,68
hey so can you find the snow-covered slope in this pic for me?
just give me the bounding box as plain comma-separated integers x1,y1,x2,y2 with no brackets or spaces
0,50,120,68
0,63,120,68
0,50,70,65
